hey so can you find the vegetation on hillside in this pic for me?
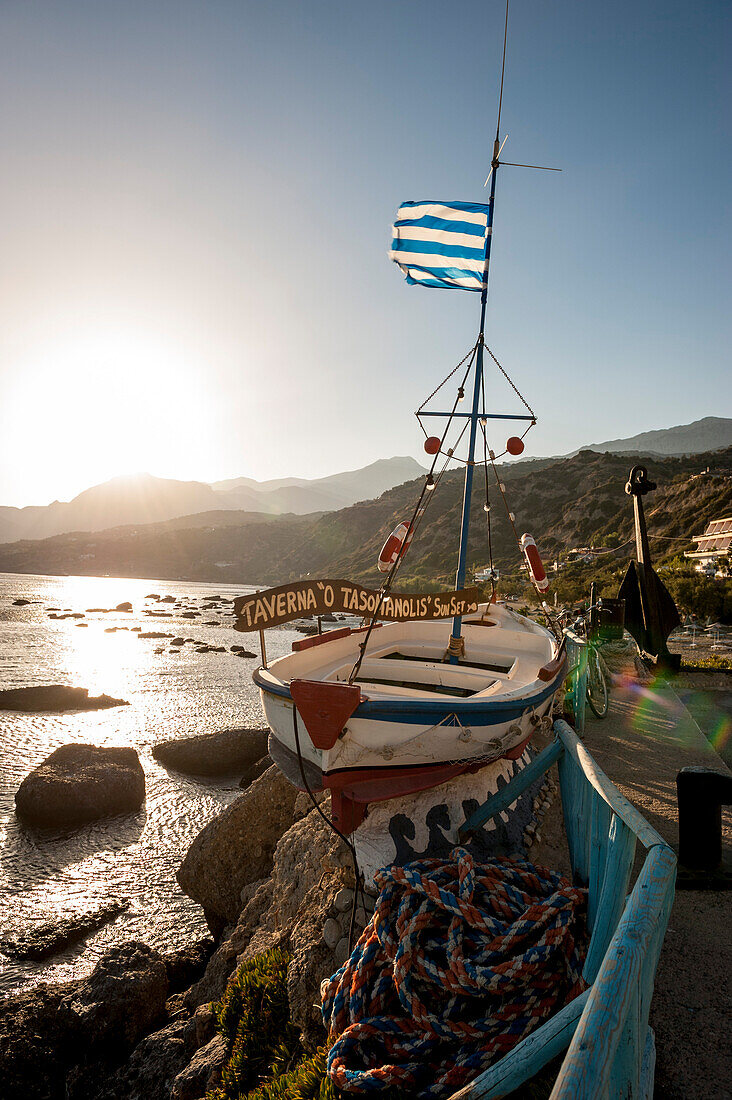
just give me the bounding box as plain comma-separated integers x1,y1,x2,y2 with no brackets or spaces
0,447,729,622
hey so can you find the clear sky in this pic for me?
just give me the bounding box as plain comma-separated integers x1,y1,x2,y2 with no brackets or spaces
1,0,729,507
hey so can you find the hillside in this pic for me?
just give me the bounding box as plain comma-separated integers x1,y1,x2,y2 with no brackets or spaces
0,449,729,588
3,418,728,546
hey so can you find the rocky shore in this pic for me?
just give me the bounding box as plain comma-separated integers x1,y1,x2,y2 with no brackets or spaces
1,754,365,1100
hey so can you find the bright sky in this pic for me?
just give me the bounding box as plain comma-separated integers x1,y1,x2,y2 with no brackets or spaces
1,0,730,507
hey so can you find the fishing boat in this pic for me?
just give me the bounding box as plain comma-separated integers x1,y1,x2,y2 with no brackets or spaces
234,12,568,834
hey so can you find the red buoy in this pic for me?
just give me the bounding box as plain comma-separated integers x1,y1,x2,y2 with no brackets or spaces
424,436,441,455
506,436,525,456
520,533,549,592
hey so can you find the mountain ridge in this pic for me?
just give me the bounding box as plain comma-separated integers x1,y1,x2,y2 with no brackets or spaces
1,417,729,546
571,416,732,459
1,446,729,588
0,457,426,545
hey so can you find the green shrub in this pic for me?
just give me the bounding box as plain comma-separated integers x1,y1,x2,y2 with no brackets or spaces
210,948,301,1099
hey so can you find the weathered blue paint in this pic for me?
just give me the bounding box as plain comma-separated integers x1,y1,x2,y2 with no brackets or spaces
445,718,676,1100
254,664,562,724
582,815,636,984
553,843,676,1099
457,738,563,839
448,988,591,1099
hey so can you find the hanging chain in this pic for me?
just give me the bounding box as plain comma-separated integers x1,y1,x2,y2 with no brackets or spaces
484,344,536,420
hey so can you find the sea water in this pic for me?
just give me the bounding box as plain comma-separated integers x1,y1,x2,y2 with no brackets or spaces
0,571,302,994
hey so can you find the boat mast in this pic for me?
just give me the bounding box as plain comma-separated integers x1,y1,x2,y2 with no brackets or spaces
449,4,508,661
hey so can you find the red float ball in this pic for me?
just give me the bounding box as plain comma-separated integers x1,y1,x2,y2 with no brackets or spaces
424,436,441,455
506,436,525,456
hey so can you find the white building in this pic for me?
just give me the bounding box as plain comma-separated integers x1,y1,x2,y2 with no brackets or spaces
685,516,732,577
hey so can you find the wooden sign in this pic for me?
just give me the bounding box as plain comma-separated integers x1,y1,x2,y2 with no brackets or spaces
233,579,480,632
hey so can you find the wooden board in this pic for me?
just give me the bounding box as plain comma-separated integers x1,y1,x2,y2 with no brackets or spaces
233,579,479,631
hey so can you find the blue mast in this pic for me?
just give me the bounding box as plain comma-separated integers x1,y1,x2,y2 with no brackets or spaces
448,142,500,660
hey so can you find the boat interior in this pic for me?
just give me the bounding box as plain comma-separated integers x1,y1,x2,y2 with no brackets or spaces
264,605,556,703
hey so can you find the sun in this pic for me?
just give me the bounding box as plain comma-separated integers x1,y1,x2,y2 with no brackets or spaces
7,327,212,503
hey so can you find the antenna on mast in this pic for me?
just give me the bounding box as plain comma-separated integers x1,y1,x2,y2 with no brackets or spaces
495,0,510,146
484,0,562,186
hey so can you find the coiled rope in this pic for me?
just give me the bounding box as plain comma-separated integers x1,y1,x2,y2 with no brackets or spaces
322,848,587,1098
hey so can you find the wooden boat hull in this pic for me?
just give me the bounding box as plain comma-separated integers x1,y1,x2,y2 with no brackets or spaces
253,603,565,829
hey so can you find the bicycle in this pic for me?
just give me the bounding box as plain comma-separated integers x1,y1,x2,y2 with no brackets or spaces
555,601,611,719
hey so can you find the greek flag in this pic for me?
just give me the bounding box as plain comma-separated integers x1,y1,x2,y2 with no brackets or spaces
390,200,491,292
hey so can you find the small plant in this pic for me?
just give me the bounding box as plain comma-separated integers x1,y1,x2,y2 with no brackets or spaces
210,948,301,1099
246,1047,335,1100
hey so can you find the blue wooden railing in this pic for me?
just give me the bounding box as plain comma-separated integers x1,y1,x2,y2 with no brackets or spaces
454,719,676,1100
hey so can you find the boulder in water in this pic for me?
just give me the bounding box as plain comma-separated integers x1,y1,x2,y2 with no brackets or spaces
0,685,128,712
15,744,145,827
152,728,269,776
0,900,129,961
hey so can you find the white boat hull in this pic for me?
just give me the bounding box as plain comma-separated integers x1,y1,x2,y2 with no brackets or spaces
253,602,565,830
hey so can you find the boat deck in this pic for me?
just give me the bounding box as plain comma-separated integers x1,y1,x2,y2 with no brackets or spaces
265,605,555,704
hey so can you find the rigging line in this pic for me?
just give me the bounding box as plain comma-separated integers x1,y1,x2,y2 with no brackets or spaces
499,161,562,172
486,443,533,585
349,386,475,684
557,537,636,562
388,420,470,566
479,371,496,599
481,438,497,602
348,482,430,683
416,353,478,458
648,534,695,542
495,0,510,144
291,708,366,952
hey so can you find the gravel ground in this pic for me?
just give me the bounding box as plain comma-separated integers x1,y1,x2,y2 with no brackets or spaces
533,664,731,1099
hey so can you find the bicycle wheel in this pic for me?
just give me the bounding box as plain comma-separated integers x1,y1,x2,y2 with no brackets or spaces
586,646,609,718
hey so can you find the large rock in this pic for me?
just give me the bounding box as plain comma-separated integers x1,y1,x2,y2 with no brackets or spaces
91,1017,198,1100
183,879,277,1009
0,983,81,1100
15,745,145,827
177,764,298,924
183,801,353,1025
0,685,128,712
0,942,169,1100
162,937,215,993
68,941,168,1052
170,1034,227,1100
152,727,269,776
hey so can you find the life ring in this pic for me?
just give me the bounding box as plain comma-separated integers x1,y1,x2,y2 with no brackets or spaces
378,520,414,572
520,533,549,592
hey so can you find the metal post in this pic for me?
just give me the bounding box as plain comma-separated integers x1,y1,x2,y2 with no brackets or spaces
450,142,499,660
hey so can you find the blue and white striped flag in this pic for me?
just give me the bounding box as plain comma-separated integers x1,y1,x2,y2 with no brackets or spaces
390,200,491,292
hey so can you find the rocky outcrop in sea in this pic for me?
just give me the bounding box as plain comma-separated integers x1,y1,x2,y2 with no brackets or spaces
15,744,146,827
1,764,356,1099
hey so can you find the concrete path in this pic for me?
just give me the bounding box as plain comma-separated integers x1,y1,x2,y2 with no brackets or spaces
580,676,731,1100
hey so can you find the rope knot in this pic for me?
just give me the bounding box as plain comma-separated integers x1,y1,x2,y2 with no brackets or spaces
445,634,465,660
